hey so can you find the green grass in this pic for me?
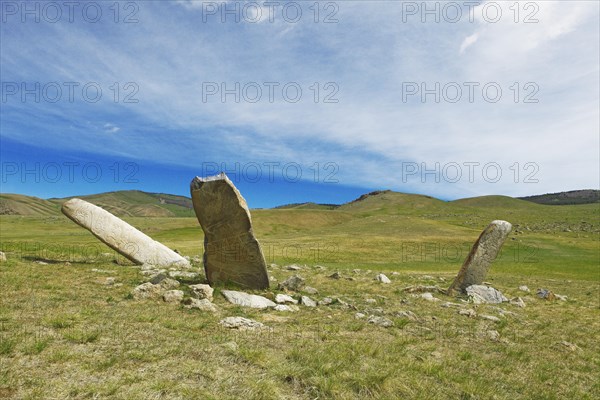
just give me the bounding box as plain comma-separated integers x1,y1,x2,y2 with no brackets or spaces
0,192,599,398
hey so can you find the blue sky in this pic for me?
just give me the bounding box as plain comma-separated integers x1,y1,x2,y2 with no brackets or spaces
1,1,599,208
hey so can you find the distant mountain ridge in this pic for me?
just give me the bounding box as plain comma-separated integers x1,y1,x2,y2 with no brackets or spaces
518,189,599,205
0,189,597,217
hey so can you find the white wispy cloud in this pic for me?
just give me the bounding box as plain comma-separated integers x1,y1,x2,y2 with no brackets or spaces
1,0,598,197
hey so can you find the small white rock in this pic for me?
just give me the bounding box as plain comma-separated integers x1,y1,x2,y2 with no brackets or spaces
301,296,317,307
376,273,391,284
275,294,298,304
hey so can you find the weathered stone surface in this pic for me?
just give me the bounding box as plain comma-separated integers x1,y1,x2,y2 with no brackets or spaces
300,296,317,307
221,290,276,309
466,285,508,304
376,273,391,284
149,274,180,289
132,283,162,300
189,284,214,300
168,271,199,280
190,174,268,289
163,290,184,303
274,304,299,312
220,317,264,330
367,316,393,327
447,220,512,294
275,294,298,304
278,275,305,291
61,198,189,267
183,298,218,312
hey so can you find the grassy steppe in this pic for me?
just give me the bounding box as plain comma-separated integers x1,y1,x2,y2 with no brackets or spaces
1,192,598,399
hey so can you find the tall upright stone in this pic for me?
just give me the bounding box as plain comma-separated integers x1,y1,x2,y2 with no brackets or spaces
190,173,269,290
61,198,189,267
447,220,512,295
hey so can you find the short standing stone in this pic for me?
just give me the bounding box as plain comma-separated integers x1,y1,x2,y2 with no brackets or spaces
189,284,214,300
61,198,190,267
447,220,512,294
190,174,269,290
376,273,391,284
221,290,276,309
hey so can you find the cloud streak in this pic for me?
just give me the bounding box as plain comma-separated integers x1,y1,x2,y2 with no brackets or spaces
1,0,598,199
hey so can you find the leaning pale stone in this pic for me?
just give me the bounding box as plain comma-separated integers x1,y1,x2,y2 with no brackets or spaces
447,220,512,294
190,173,269,290
61,198,189,268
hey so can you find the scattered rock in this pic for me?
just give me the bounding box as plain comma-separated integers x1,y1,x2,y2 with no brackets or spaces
286,264,302,271
447,220,512,294
328,272,341,279
555,294,568,301
394,310,418,320
537,288,556,300
275,294,298,304
149,274,180,290
104,277,116,286
182,298,218,312
519,285,530,293
189,284,214,300
168,271,199,279
163,290,184,303
367,316,393,328
440,302,462,308
319,297,334,306
303,286,319,295
510,297,526,308
376,273,391,284
355,312,366,319
480,314,501,322
420,292,439,302
365,298,377,304
391,271,400,276
466,285,508,304
219,317,264,330
132,282,162,300
221,290,276,309
274,304,299,312
300,296,317,307
190,174,269,289
366,307,385,315
352,269,362,274
0,251,6,262
458,309,477,318
402,285,444,294
34,260,48,265
278,275,305,292
487,330,500,341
